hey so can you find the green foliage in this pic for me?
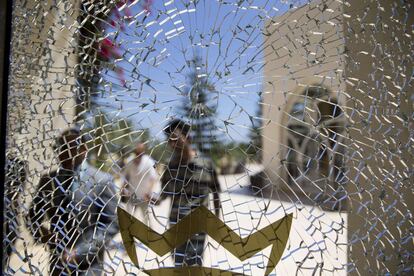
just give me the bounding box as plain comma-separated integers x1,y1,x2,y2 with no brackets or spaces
84,111,142,172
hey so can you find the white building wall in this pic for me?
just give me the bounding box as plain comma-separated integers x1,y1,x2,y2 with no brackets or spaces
6,1,80,273
263,0,414,274
7,0,79,184
262,0,346,194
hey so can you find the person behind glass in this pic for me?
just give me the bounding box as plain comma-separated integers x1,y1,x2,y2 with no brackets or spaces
28,128,119,276
4,155,27,271
121,143,159,225
160,119,221,267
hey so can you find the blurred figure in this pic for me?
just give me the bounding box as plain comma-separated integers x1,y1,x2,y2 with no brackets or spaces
121,143,159,225
161,119,221,267
3,155,26,271
28,128,119,276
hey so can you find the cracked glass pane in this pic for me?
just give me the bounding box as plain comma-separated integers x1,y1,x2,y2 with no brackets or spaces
3,0,413,275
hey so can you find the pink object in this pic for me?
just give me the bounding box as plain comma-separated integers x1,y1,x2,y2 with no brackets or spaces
100,0,155,86
143,0,154,14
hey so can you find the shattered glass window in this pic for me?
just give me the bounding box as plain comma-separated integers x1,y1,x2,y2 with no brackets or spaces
3,0,413,275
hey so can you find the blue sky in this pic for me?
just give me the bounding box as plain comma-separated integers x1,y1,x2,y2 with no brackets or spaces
96,0,303,143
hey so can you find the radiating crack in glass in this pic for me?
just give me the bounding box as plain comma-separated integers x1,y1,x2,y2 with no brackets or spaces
4,0,413,275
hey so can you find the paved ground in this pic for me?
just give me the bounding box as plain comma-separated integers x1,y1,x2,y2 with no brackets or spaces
6,167,347,275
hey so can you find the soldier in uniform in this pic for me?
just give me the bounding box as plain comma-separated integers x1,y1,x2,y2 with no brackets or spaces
161,119,221,267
